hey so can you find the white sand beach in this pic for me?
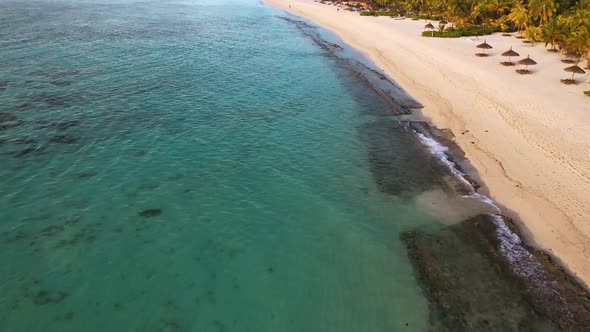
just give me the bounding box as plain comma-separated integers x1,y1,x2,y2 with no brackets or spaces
266,0,590,286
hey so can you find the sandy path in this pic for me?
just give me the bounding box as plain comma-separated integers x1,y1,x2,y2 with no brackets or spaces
266,0,590,286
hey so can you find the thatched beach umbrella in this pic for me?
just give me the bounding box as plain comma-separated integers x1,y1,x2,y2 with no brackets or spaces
516,55,537,73
561,51,580,64
437,20,448,32
563,65,586,83
566,50,580,61
501,46,519,65
476,40,492,56
424,22,435,36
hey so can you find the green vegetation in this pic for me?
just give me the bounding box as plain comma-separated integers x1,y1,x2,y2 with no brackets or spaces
360,10,398,15
360,11,442,19
421,26,500,37
362,0,590,67
405,13,443,19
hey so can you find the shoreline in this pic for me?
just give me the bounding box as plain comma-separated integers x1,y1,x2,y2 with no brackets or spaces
265,0,590,287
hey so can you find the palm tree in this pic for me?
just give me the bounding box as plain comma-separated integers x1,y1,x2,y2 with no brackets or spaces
470,1,488,24
528,0,557,24
567,0,590,68
584,29,590,70
444,0,461,27
508,2,530,37
567,1,590,31
570,0,590,28
571,26,590,68
488,0,513,18
541,16,566,51
524,25,543,45
373,0,395,8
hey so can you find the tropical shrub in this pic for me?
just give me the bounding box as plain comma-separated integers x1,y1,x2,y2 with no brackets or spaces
421,25,500,37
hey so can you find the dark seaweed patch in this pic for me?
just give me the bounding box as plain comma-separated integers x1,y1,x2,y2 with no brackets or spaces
0,120,24,131
0,112,17,122
227,248,241,259
41,225,66,237
50,135,79,144
37,120,80,131
360,120,447,197
138,182,160,191
64,217,81,227
33,93,69,107
22,213,52,222
0,81,11,92
167,173,184,181
54,225,97,249
139,209,162,217
51,81,72,87
471,216,590,330
55,311,75,321
402,224,553,330
162,299,178,310
12,103,35,112
76,171,98,179
212,320,226,332
157,319,184,332
33,290,68,305
135,224,150,232
12,146,47,158
206,289,215,304
2,230,28,244
11,137,37,145
14,147,36,157
31,70,80,79
402,214,590,330
278,16,420,112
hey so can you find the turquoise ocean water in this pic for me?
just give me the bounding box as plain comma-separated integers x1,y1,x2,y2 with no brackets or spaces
0,0,507,331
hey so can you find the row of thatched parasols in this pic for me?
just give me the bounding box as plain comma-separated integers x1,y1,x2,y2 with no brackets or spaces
476,41,537,73
423,23,588,92
476,41,587,82
424,21,448,37
424,21,448,30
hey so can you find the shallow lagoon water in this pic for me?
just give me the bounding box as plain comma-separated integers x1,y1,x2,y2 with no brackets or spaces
0,0,508,331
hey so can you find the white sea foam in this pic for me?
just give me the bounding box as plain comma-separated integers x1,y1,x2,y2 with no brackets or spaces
412,130,548,281
415,131,500,213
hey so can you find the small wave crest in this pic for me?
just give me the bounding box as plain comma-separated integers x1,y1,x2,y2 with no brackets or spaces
411,132,500,224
